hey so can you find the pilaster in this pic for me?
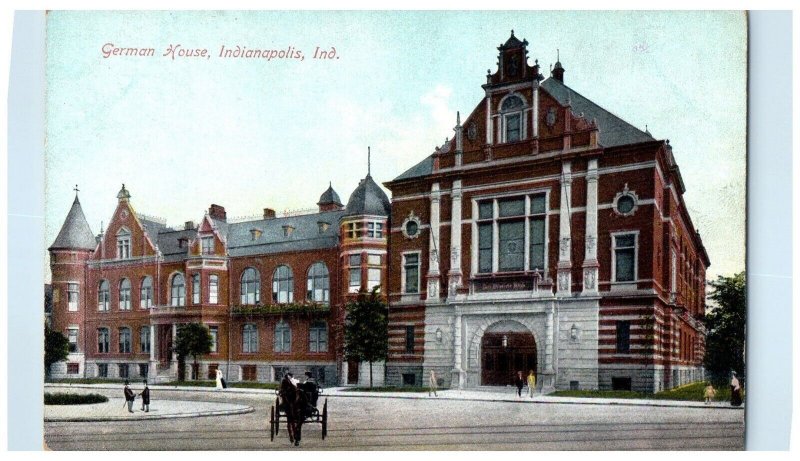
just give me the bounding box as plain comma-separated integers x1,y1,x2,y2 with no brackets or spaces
448,180,463,299
557,161,573,295
582,158,600,295
427,183,441,302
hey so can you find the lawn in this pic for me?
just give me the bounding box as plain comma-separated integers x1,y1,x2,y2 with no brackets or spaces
551,381,739,402
47,378,129,385
165,380,280,390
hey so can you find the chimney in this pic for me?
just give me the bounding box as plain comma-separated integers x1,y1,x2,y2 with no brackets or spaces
184,221,195,230
209,204,227,221
263,208,276,220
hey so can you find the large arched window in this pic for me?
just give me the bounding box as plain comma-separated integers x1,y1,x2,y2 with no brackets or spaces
500,95,525,143
140,276,153,308
119,278,131,310
309,320,328,353
98,280,110,311
170,273,185,306
272,265,293,303
274,320,291,352
306,262,329,304
240,268,260,305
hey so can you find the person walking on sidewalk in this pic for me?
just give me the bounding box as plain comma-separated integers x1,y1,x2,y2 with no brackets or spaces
215,369,227,390
703,382,716,404
730,372,743,407
428,370,438,397
123,381,135,413
527,370,537,398
140,380,151,412
515,371,525,398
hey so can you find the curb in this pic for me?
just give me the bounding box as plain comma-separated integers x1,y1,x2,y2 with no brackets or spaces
45,405,255,423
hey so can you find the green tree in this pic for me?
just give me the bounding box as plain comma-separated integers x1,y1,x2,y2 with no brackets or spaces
344,287,388,388
703,272,746,384
174,323,213,381
45,324,69,377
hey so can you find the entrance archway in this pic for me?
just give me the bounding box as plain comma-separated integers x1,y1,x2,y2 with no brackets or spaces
481,321,537,386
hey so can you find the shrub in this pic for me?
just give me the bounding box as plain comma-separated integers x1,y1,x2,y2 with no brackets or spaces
44,392,108,405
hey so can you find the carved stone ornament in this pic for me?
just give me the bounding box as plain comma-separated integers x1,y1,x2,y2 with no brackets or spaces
559,237,571,258
585,235,596,253
120,209,129,219
467,121,478,141
613,183,640,217
546,107,558,128
584,268,596,289
558,272,569,291
401,211,422,239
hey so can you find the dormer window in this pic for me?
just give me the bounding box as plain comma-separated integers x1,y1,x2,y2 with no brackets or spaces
178,238,188,249
283,226,295,237
250,229,262,241
116,228,131,259
201,236,214,254
318,222,330,234
500,95,526,143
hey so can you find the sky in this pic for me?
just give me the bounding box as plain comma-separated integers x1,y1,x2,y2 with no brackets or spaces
44,10,747,282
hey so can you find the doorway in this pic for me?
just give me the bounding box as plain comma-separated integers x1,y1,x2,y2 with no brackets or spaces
481,331,537,386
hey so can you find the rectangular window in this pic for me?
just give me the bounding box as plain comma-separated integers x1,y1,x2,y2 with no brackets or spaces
367,254,381,265
347,222,362,239
67,328,78,353
140,283,152,308
405,325,415,354
478,223,493,273
403,253,420,294
243,325,258,353
67,363,79,374
202,237,214,255
477,194,548,275
140,327,151,354
207,363,219,380
119,328,131,353
139,363,149,378
97,329,109,353
209,275,219,304
97,363,108,378
367,222,383,238
367,268,381,291
616,321,631,353
273,366,289,382
118,363,129,379
402,373,416,386
209,326,218,353
67,283,79,311
614,234,637,282
242,365,257,382
612,377,632,391
530,194,547,270
192,275,201,304
506,113,521,142
309,324,328,353
498,220,524,271
117,237,131,259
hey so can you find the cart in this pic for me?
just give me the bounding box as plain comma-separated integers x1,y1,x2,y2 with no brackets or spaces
269,383,328,441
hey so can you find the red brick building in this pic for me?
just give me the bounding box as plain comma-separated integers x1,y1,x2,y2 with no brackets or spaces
383,31,709,392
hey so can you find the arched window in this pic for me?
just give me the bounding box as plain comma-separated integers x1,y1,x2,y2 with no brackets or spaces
500,95,525,143
116,227,131,259
274,320,291,352
309,320,328,353
98,280,110,311
119,278,131,310
306,262,330,304
140,326,151,353
240,268,260,305
272,265,293,303
140,276,153,308
192,274,201,304
119,327,131,353
242,323,258,353
170,273,185,306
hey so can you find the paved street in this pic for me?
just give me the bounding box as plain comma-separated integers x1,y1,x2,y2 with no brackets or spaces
44,387,744,450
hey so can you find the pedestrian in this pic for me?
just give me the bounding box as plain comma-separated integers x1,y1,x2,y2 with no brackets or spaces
515,371,525,398
123,381,135,413
428,370,438,397
140,380,151,412
703,382,716,404
215,369,227,390
527,370,537,398
730,372,743,407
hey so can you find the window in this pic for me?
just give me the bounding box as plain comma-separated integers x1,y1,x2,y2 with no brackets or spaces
139,364,149,378
612,377,632,391
140,276,153,308
119,327,131,353
367,268,381,291
118,363,129,379
242,365,257,381
242,324,258,353
209,275,219,304
209,326,218,353
67,283,79,311
476,193,547,274
67,328,78,353
367,221,383,238
617,195,635,214
346,222,362,239
349,254,361,293
97,363,108,377
501,95,525,143
613,233,637,282
273,366,290,382
192,274,201,304
402,373,416,386
98,280,110,311
67,363,79,374
405,325,415,353
207,363,219,380
274,321,292,353
97,328,109,353
240,268,260,305
616,321,631,353
170,273,186,306
119,278,131,310
309,321,328,353
403,253,420,294
306,262,330,304
116,228,131,259
140,327,150,353
201,236,214,255
272,265,294,303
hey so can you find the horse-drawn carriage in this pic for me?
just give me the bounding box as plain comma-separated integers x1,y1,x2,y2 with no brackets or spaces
269,378,328,443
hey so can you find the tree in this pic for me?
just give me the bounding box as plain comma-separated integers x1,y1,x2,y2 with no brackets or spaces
703,272,746,385
45,324,69,377
344,287,389,388
174,323,213,381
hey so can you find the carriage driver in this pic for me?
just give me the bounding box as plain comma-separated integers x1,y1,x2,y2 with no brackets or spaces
301,371,320,409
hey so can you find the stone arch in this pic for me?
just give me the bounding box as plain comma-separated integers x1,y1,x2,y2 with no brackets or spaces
466,315,546,386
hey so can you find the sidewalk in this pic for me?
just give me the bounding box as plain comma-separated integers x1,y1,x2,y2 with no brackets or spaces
45,383,743,410
44,397,254,422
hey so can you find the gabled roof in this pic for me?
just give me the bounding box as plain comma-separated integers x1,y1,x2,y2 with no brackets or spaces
49,196,96,251
225,209,345,257
539,77,654,148
344,174,391,217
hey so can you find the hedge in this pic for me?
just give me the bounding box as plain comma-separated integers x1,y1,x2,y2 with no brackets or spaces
44,392,109,405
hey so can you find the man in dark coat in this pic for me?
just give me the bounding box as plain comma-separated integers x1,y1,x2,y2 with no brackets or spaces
123,381,135,413
140,380,151,412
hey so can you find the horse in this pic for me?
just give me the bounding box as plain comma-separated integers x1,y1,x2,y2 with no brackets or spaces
279,375,308,446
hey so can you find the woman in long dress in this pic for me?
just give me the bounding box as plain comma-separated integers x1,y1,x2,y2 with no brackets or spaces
215,369,224,390
730,372,742,406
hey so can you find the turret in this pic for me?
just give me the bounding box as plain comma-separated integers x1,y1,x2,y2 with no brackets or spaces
317,182,344,212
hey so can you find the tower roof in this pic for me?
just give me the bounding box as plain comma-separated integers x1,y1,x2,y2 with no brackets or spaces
344,174,391,217
317,183,343,207
49,195,96,251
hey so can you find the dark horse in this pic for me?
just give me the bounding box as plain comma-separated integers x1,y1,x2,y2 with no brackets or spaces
279,375,308,446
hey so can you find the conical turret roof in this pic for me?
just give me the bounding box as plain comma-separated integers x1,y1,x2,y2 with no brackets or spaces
317,183,343,207
344,174,391,217
49,195,96,251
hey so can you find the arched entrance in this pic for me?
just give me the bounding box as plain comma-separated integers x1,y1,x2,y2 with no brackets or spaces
481,320,537,386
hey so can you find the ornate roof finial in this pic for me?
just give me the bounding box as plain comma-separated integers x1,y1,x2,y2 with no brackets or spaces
511,29,515,37
456,111,461,126
74,184,80,194
367,146,371,176
557,48,560,62
117,183,131,202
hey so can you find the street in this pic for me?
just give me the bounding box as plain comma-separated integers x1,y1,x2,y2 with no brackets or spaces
44,388,744,450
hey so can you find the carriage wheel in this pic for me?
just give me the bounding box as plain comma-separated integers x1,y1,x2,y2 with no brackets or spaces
274,397,281,434
321,399,328,440
269,406,275,442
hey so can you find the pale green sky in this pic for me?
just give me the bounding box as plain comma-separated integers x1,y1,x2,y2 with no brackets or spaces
45,10,746,281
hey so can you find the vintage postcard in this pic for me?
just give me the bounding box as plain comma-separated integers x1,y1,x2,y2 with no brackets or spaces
43,11,747,450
